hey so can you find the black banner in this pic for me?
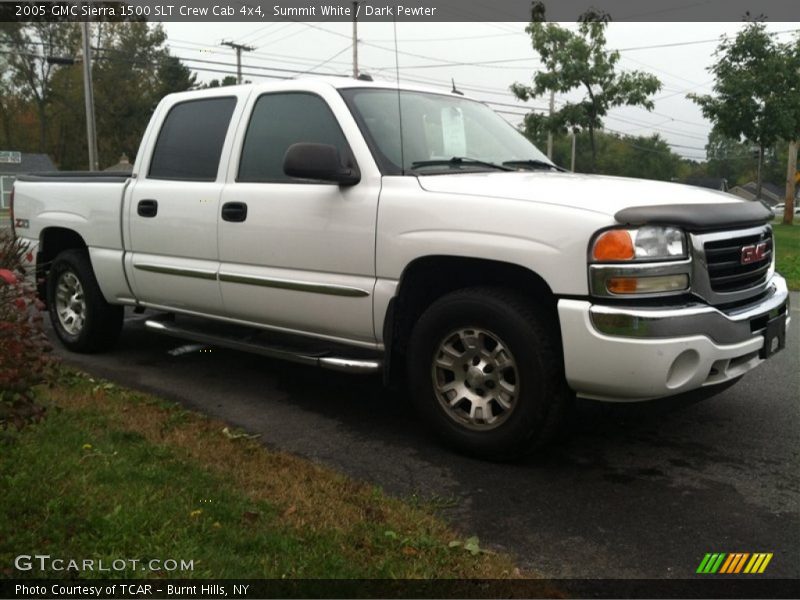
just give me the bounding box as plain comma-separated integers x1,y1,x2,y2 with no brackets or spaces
1,0,799,22
2,579,800,599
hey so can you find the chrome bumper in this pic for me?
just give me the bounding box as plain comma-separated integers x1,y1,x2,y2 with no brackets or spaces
590,274,789,345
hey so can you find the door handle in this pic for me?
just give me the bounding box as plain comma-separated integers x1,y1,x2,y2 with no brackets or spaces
137,199,158,218
221,202,248,223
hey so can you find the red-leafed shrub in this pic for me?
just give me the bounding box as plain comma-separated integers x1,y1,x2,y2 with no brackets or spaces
0,229,54,427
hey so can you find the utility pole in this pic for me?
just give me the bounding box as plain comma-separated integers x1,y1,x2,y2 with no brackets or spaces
784,140,797,225
755,145,763,204
570,130,576,172
352,1,359,78
81,22,98,171
546,90,555,160
221,40,255,84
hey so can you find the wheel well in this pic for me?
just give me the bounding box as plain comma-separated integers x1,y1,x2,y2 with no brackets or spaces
36,228,87,301
384,256,558,384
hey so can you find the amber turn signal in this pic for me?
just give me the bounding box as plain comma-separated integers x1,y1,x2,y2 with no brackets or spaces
606,277,639,294
592,230,635,261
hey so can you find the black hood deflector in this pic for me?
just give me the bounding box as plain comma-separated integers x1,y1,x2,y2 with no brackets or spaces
614,202,772,232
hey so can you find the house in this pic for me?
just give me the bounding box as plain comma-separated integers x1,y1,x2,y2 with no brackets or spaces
728,181,786,206
0,151,57,210
683,177,728,192
103,153,133,174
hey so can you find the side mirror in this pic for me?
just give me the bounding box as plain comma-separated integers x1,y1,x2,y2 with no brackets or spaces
283,143,360,186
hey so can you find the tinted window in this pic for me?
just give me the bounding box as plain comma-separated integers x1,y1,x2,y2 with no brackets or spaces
239,93,352,182
149,97,236,181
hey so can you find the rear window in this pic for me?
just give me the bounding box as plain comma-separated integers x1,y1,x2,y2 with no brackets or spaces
149,97,236,181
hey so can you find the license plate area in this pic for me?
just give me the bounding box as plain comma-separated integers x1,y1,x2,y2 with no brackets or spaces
760,314,787,359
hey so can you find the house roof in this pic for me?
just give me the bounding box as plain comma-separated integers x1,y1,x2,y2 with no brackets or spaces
684,177,728,191
740,181,783,200
104,153,133,173
0,152,56,174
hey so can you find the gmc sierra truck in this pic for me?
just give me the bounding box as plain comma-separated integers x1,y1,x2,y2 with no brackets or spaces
11,78,790,459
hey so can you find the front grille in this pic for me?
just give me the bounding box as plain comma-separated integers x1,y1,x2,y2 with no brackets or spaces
704,231,772,293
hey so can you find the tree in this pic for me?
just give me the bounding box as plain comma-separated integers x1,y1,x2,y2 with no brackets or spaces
0,23,80,151
201,75,238,89
0,22,197,169
92,22,195,167
704,128,753,184
690,21,800,221
520,117,684,181
156,54,197,100
511,7,661,172
0,53,16,147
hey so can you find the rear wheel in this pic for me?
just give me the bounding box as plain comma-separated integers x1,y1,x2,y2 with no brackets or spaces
47,249,123,353
407,287,572,460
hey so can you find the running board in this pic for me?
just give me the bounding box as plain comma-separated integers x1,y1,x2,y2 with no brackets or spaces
144,319,382,374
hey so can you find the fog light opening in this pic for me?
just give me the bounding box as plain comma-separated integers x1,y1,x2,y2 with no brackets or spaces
666,349,701,389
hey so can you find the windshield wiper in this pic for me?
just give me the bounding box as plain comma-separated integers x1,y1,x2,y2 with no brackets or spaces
410,157,514,171
502,159,566,172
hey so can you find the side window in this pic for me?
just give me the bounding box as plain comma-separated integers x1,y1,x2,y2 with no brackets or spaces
0,176,13,209
238,93,352,183
149,97,236,181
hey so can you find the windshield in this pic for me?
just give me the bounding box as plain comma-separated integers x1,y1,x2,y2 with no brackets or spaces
340,88,556,175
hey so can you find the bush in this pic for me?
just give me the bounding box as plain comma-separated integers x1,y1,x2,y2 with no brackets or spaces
0,230,54,428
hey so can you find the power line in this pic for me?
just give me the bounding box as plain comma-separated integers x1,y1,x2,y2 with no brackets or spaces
368,32,514,43
614,27,800,52
604,114,709,141
301,43,352,74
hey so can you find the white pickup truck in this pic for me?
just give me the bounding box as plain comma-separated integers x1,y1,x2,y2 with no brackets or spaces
11,78,790,459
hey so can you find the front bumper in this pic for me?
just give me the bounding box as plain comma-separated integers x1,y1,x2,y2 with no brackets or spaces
557,274,790,401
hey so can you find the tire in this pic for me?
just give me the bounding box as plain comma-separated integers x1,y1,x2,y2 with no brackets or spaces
407,287,573,460
47,249,123,353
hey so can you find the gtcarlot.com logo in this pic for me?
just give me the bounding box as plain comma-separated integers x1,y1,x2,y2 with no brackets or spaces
14,554,194,573
696,552,773,574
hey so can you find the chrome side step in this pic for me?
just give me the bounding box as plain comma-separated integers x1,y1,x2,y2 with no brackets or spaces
144,319,382,374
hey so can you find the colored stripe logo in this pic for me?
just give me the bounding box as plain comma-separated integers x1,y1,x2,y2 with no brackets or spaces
697,553,773,574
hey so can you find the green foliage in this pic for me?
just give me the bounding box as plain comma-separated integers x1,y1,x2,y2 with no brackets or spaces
522,120,682,181
0,381,520,580
690,23,800,151
690,23,800,199
0,23,81,152
0,230,54,428
703,127,754,184
90,23,196,168
773,224,800,291
202,75,239,89
0,22,197,170
511,12,661,171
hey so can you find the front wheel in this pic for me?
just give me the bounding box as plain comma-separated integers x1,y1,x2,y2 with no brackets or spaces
47,249,123,353
407,287,572,460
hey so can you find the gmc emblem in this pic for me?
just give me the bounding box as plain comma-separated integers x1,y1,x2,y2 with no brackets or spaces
741,242,768,265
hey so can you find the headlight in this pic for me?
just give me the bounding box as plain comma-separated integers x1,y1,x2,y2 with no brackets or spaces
589,226,691,297
591,226,687,262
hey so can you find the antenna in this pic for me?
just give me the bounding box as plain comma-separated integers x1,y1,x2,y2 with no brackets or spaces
393,18,405,175
221,40,255,84
451,78,464,96
352,1,359,78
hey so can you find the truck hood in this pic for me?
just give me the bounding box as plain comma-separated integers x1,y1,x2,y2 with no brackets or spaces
416,171,742,216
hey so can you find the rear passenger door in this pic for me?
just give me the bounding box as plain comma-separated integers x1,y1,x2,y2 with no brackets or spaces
127,94,243,314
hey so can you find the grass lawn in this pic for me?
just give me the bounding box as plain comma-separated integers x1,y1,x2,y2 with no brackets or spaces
774,223,800,291
0,370,542,586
